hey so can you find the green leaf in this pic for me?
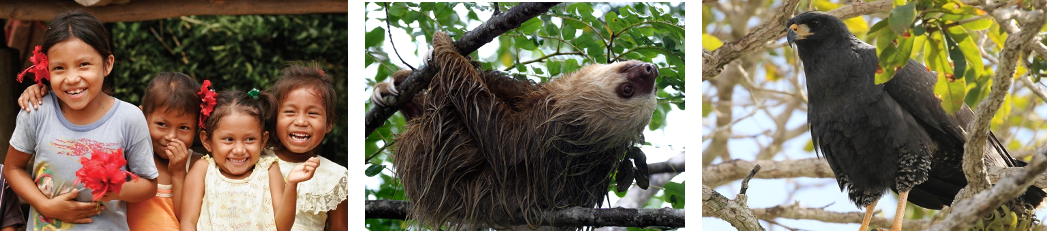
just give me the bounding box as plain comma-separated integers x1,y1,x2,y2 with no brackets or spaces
568,3,594,16
548,61,562,77
663,181,685,209
948,26,983,77
519,18,542,34
563,23,577,40
388,3,407,17
933,71,966,115
961,17,993,31
942,31,967,80
892,34,915,69
365,164,384,177
926,31,951,75
889,2,917,35
365,27,386,48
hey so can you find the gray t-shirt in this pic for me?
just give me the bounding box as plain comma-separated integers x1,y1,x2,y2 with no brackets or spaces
9,94,158,230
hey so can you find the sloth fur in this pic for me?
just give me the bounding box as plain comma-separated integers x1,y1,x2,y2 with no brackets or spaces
379,31,659,230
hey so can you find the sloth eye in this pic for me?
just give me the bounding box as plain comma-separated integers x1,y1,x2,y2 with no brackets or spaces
619,83,634,98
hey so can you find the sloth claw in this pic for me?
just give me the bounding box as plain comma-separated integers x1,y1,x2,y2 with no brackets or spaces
371,80,399,107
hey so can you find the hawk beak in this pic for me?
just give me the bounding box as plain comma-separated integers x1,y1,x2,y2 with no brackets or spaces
787,24,812,45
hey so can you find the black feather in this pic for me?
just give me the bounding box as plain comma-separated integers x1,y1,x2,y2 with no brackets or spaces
787,11,1044,210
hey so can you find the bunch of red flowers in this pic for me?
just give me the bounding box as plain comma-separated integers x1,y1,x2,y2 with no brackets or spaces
74,148,139,201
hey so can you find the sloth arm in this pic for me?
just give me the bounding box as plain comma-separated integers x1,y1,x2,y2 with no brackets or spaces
429,34,527,153
480,71,540,111
427,31,560,162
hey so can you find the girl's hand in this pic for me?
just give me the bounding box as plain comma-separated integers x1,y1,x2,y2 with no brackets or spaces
165,137,190,177
17,84,48,112
286,157,320,184
40,189,104,224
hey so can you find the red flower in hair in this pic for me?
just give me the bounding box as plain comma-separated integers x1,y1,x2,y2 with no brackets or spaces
198,80,218,129
74,148,140,201
318,70,325,77
16,46,49,85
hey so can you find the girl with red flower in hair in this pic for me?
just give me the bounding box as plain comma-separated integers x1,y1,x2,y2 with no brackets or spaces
4,10,158,230
21,73,217,231
180,89,319,231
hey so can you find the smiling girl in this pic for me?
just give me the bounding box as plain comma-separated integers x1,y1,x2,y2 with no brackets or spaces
180,89,319,231
4,10,158,230
263,62,347,230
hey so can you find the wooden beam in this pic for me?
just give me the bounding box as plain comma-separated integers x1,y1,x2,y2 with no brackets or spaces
0,0,347,22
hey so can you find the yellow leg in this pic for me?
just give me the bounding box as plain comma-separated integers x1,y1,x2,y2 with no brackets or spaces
859,199,878,231
890,191,909,231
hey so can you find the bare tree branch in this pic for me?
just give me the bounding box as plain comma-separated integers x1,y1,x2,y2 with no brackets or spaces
959,0,1047,200
750,202,932,230
930,148,1047,231
703,158,834,188
703,185,765,231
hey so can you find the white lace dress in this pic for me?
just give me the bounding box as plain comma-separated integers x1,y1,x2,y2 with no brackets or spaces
265,149,348,231
197,155,279,230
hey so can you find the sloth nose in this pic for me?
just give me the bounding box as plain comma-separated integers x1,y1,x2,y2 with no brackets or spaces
624,62,658,96
623,62,658,79
639,63,657,79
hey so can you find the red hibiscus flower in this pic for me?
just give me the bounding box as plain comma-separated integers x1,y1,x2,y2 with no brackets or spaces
16,46,49,85
198,80,217,129
74,148,139,201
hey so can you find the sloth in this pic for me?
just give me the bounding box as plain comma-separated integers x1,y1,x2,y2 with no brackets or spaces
372,31,659,230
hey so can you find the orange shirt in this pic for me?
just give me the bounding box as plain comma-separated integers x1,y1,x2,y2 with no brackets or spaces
126,184,179,231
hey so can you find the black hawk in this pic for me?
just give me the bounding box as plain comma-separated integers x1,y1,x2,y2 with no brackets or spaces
786,11,1045,231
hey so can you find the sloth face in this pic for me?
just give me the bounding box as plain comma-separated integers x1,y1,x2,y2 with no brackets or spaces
546,60,659,134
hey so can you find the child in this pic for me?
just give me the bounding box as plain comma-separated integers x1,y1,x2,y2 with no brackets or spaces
127,72,205,230
263,62,348,230
4,10,158,230
18,72,204,231
180,89,320,231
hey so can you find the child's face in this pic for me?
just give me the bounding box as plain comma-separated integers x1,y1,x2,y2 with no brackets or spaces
275,87,332,155
145,107,198,158
202,112,268,179
47,37,113,111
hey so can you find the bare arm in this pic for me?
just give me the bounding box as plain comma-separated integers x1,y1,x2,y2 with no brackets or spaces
170,148,201,218
179,158,208,231
326,199,348,231
275,157,319,231
107,174,156,203
269,164,291,231
170,171,185,219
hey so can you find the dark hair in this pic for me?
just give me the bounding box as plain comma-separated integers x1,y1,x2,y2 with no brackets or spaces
41,10,114,93
202,90,274,137
141,72,201,120
265,61,337,146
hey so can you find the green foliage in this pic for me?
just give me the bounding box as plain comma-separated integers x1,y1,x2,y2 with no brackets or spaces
865,0,1031,115
365,2,684,116
110,14,349,167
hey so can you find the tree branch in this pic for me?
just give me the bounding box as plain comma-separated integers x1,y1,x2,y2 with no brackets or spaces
929,148,1047,231
703,158,834,188
703,184,765,231
365,200,684,228
958,1,1047,201
750,203,932,230
364,3,561,138
702,0,799,81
